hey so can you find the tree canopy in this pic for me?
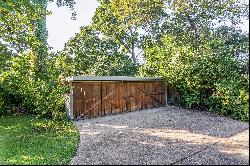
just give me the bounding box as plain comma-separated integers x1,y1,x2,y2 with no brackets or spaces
0,0,249,121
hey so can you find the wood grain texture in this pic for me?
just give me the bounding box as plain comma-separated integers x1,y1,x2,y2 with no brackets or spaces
72,81,166,119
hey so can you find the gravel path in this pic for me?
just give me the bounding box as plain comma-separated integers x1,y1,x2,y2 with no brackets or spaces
70,106,249,165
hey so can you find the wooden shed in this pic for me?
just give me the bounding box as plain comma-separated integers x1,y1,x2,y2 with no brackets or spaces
66,76,166,120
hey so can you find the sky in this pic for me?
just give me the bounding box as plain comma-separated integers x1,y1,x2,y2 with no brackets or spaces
46,0,99,52
46,0,249,52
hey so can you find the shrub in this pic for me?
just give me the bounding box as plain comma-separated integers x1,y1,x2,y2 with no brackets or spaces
0,52,69,120
141,34,249,121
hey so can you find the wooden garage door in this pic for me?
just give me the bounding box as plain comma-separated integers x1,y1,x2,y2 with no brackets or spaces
73,81,165,119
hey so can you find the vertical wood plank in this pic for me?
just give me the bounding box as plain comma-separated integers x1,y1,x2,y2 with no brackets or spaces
106,83,111,115
76,83,81,118
141,82,145,109
79,83,83,117
119,83,122,113
99,83,101,115
87,84,91,119
135,83,140,110
91,83,94,117
130,83,133,111
140,82,143,110
156,81,160,108
92,83,95,118
91,83,95,117
104,82,107,115
127,82,130,112
84,84,88,118
72,80,165,119
148,82,151,108
113,83,116,114
102,82,106,116
148,82,152,108
153,82,157,107
95,83,98,116
120,83,123,113
100,82,102,116
72,83,77,118
105,83,109,115
162,81,166,106
149,82,152,107
161,81,164,106
82,83,85,117
117,83,121,113
121,82,126,113
93,83,96,117
133,82,136,111
124,82,128,112
131,82,135,111
106,82,111,115
112,83,116,114
115,83,118,114
145,82,149,109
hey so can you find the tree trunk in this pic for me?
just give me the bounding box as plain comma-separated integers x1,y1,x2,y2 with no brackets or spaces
34,0,48,79
131,41,136,63
129,27,137,63
185,12,200,39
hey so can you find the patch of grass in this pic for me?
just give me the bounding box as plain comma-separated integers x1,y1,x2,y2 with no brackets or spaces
0,114,79,165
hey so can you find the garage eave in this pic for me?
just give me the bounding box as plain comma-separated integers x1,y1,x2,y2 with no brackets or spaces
66,76,164,82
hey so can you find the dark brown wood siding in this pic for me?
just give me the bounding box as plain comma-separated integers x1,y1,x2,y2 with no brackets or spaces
72,81,165,119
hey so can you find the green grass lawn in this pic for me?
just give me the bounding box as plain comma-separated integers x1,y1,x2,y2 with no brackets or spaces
0,114,79,165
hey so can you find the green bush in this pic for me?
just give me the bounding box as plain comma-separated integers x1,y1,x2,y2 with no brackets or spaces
141,33,249,121
0,52,68,120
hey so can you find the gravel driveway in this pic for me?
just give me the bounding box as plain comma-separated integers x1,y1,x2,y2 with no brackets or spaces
70,106,249,165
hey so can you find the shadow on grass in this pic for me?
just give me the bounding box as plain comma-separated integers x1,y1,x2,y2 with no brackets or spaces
0,115,79,165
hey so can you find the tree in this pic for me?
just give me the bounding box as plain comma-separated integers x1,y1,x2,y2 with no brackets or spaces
135,0,249,120
92,0,165,63
33,0,76,79
140,25,249,120
0,0,76,119
0,0,76,78
160,0,248,43
61,25,138,76
0,1,45,53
